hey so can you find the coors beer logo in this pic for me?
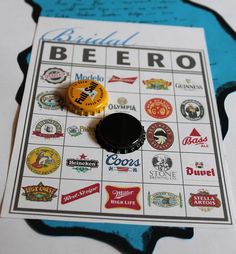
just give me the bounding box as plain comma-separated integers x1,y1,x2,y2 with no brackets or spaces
182,128,208,148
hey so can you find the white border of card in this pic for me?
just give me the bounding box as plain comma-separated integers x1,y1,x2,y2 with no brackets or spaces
1,17,234,227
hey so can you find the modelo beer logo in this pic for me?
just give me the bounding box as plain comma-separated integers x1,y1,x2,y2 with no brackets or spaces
189,189,221,212
182,128,208,147
106,153,140,172
75,72,104,83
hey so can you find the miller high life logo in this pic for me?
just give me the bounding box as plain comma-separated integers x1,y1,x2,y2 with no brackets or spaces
108,75,137,84
61,183,100,205
189,189,221,212
66,153,99,173
22,182,57,201
105,185,141,210
182,128,208,148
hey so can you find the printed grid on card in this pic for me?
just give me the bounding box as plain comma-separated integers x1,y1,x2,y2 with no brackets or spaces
8,40,232,225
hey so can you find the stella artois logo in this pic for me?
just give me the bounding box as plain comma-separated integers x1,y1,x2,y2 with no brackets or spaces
189,189,221,212
182,128,208,147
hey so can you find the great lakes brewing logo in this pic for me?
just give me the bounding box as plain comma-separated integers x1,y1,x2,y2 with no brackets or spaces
66,153,99,173
22,182,57,201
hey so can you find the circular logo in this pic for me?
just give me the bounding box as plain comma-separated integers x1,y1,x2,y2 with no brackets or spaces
67,125,81,137
145,98,172,119
37,91,65,110
117,97,128,105
41,67,69,84
180,99,204,121
147,122,174,150
26,147,61,175
152,154,173,172
32,119,63,138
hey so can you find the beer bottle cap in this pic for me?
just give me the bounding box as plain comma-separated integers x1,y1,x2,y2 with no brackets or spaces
95,113,146,154
66,80,108,116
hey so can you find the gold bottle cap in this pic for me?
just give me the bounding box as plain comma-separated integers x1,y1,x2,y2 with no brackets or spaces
66,80,108,116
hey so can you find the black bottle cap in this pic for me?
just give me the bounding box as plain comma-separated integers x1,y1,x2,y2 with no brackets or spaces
95,113,145,154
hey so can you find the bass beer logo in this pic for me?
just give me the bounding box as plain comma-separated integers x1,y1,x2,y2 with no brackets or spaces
143,78,171,90
180,99,204,121
108,75,137,84
182,128,208,147
148,191,182,208
26,147,61,175
41,67,69,84
147,122,174,150
145,98,172,119
186,162,215,177
105,185,141,210
22,182,57,201
189,189,221,212
66,153,99,173
61,183,100,205
106,153,140,172
32,119,63,139
37,91,65,110
150,154,176,180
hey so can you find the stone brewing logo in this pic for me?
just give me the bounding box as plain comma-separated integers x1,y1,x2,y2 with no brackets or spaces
143,78,171,90
22,182,57,201
148,191,182,208
41,67,69,84
108,97,136,112
37,91,65,110
147,122,174,150
175,79,203,91
186,162,215,176
32,119,63,138
182,128,208,148
180,99,204,121
66,153,99,173
108,75,137,84
189,189,221,212
105,185,141,210
145,98,172,119
106,153,140,172
150,154,176,180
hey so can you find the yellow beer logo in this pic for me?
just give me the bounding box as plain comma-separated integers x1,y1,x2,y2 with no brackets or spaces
26,147,61,175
